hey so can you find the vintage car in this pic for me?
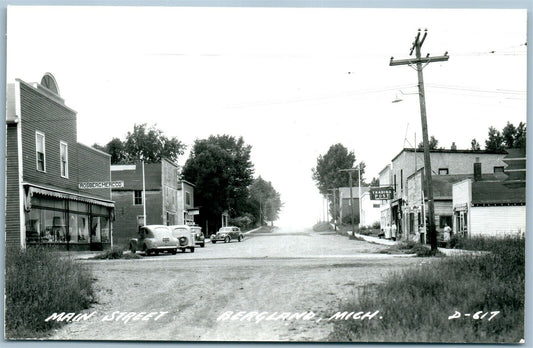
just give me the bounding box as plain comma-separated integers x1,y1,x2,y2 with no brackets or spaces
129,225,178,255
189,225,205,248
168,225,196,253
210,226,244,244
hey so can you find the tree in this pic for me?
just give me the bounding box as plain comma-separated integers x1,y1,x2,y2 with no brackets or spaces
312,144,364,196
123,123,185,164
485,126,505,152
95,124,185,165
249,176,283,226
105,138,127,164
514,122,526,149
182,135,254,233
502,122,517,149
370,177,379,187
417,135,441,150
470,138,481,151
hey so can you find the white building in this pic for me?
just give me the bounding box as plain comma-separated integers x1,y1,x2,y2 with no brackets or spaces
452,177,525,237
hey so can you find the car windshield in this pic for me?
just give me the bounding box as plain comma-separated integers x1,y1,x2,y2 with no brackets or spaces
173,228,189,233
219,228,232,232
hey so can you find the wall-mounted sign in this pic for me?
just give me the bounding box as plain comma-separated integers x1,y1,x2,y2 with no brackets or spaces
370,187,393,200
78,181,124,189
187,209,200,216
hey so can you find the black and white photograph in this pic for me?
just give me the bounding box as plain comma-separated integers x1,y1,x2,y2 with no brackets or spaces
2,3,528,344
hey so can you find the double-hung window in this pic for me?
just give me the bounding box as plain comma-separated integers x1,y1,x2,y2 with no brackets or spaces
60,141,68,178
36,131,46,172
134,190,143,205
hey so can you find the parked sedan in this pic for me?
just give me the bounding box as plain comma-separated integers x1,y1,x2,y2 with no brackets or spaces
211,226,244,244
129,225,178,255
190,225,205,247
168,225,196,253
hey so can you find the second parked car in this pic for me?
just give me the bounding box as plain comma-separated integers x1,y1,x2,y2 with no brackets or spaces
169,225,196,253
211,226,244,244
129,225,179,255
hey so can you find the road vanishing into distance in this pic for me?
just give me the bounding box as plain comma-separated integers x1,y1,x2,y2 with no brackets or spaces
50,228,426,342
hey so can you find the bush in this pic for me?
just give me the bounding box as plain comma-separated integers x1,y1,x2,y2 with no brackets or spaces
229,214,255,230
90,246,141,260
313,221,331,232
5,246,96,338
372,221,381,229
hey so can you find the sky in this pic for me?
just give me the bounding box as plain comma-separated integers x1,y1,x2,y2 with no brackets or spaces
6,6,527,230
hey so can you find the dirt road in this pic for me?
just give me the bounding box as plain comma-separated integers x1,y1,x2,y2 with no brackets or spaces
50,230,424,342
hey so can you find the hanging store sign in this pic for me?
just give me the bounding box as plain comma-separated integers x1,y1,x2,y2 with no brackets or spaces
370,187,393,200
79,181,124,189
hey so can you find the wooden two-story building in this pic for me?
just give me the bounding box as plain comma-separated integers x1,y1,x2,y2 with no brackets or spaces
5,74,115,250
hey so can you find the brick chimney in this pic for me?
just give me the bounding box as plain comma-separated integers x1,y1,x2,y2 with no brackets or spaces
473,157,482,181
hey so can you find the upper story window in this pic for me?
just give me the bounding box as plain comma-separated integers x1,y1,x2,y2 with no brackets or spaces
134,190,143,205
438,168,449,175
185,191,191,205
35,131,46,172
60,141,68,178
494,166,505,173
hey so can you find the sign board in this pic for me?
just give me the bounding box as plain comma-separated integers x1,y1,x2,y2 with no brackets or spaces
187,209,200,216
78,181,124,189
370,187,393,200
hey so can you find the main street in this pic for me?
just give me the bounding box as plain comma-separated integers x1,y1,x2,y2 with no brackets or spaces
50,229,427,342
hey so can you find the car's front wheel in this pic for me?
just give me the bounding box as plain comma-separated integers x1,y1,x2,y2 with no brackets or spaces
130,244,136,254
238,235,243,242
212,240,216,244
171,249,177,255
190,247,195,253
224,236,230,243
201,242,205,248
143,245,150,256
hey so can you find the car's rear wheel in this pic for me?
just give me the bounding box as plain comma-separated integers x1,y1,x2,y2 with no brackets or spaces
238,235,243,242
224,236,230,243
190,247,195,253
212,240,216,244
201,242,205,248
171,249,177,255
143,245,150,256
130,244,136,254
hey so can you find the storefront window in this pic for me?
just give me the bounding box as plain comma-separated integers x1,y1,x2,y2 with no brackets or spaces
69,213,78,243
78,216,89,243
100,217,110,242
91,217,101,242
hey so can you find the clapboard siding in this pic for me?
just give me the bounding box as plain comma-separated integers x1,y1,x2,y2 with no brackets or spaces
5,124,21,246
77,144,111,199
470,206,526,237
19,83,79,190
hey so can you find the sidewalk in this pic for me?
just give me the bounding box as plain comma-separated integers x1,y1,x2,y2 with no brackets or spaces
351,232,397,246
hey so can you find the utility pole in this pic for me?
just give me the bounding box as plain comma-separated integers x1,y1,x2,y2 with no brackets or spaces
390,29,449,252
328,188,338,231
339,168,358,238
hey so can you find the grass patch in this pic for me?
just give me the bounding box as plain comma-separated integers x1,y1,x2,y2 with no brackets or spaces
381,240,445,257
5,246,96,339
330,236,524,343
90,246,141,260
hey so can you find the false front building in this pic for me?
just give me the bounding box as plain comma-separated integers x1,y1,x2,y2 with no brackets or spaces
111,160,198,247
5,74,115,250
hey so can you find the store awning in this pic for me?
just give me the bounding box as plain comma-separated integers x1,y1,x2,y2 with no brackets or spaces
24,183,115,208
